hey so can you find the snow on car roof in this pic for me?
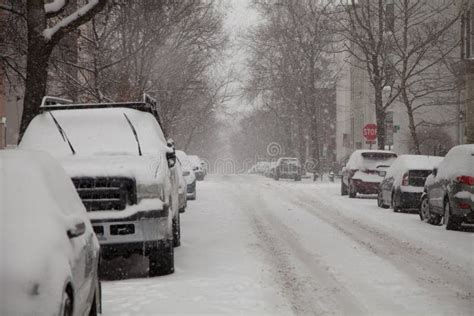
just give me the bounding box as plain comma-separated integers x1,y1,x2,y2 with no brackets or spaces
346,150,397,170
437,144,474,178
20,107,169,158
392,155,443,170
385,155,443,181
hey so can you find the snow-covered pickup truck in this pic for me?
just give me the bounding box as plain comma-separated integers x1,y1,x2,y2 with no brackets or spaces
20,95,179,276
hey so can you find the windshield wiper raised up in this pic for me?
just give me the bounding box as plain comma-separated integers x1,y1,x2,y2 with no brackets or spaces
123,113,142,156
48,112,76,155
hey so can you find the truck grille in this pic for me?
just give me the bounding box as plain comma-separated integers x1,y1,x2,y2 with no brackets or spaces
71,177,136,212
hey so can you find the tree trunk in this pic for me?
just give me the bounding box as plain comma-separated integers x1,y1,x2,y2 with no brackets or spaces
406,107,421,154
401,81,421,154
19,2,50,141
374,86,386,150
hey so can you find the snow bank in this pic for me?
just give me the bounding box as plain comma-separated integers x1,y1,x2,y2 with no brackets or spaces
0,150,91,315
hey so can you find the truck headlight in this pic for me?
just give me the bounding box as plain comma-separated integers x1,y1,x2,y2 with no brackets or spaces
137,183,165,202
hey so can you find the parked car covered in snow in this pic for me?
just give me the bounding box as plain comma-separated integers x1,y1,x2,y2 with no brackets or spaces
341,150,397,198
188,155,205,181
176,150,197,200
274,157,302,181
423,144,474,230
0,150,101,316
378,155,443,211
175,158,188,214
20,96,179,276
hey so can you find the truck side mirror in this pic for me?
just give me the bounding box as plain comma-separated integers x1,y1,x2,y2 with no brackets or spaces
432,167,438,177
166,139,176,168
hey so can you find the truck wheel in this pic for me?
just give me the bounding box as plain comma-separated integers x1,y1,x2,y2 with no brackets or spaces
419,195,430,221
348,183,356,198
428,212,443,225
61,290,73,316
88,292,98,316
149,241,174,277
378,191,388,209
391,192,400,212
444,199,462,231
173,213,181,247
341,179,348,196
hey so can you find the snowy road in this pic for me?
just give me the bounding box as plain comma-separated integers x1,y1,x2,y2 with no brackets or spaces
102,175,474,315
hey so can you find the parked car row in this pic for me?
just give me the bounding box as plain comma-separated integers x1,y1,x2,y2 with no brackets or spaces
1,95,206,315
248,157,303,181
340,145,474,231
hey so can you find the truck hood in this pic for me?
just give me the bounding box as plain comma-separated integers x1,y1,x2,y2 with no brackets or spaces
60,154,165,185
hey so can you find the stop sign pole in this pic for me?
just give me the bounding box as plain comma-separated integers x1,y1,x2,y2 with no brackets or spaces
363,123,377,149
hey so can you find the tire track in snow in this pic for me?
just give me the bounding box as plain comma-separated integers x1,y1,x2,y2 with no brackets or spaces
275,183,474,312
228,180,366,315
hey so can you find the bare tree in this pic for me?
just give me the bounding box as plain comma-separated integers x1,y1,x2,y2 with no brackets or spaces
0,0,107,139
243,0,337,167
333,0,401,149
391,0,460,154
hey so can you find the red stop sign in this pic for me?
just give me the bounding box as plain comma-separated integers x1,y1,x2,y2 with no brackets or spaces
363,124,377,141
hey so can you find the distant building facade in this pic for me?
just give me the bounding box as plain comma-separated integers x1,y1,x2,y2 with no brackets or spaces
335,0,460,162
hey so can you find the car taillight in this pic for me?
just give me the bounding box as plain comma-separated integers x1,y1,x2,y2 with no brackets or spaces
402,173,409,186
456,176,474,186
458,202,471,209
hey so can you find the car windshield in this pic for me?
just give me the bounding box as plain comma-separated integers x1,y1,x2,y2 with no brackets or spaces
20,108,167,157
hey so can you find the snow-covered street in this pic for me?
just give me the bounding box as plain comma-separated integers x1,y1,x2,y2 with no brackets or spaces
102,175,474,315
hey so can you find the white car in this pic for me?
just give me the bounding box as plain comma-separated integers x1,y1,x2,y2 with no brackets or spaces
20,96,179,276
176,158,188,212
187,154,205,181
176,150,197,200
0,150,101,316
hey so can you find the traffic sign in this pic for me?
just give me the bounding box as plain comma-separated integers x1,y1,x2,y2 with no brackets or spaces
363,124,377,141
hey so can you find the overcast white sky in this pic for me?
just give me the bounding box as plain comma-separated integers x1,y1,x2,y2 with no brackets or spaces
223,0,260,33
218,1,261,115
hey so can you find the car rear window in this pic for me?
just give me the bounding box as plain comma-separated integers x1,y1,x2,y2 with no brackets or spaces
361,152,397,160
409,170,432,187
